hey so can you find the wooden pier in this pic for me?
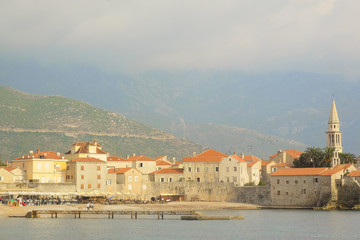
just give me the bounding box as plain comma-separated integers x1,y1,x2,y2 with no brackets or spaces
27,210,195,219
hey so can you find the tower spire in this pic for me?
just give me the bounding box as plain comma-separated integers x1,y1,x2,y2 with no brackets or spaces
326,98,342,167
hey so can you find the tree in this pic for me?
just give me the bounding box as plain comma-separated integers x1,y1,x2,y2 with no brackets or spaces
339,152,358,164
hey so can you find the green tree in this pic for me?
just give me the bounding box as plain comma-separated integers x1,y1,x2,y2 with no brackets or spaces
339,152,358,164
322,147,335,167
293,147,324,168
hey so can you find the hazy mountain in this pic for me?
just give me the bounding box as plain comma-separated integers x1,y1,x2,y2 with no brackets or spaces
1,59,359,156
0,86,205,160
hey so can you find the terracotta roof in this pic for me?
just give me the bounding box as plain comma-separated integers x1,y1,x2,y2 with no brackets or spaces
261,160,274,167
150,168,184,174
230,155,245,162
156,160,172,166
242,155,262,161
348,171,360,177
14,151,63,160
108,168,132,174
269,150,303,159
272,168,328,176
174,161,182,165
321,164,353,176
272,162,293,168
0,166,16,172
183,149,228,163
69,157,105,163
247,160,261,167
107,156,127,161
153,156,167,161
127,155,154,162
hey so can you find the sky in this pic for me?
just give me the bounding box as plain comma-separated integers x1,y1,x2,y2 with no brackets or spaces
1,0,360,81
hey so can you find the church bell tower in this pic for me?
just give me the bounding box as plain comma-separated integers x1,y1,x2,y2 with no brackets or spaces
326,98,342,167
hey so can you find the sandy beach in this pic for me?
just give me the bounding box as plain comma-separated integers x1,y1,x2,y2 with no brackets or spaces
0,201,259,218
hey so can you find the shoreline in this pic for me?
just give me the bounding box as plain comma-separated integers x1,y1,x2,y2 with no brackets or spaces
0,201,260,218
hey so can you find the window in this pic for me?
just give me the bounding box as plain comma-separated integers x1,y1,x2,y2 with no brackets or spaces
88,184,91,189
295,180,298,184
314,178,319,183
286,192,289,195
0,176,3,181
277,191,280,195
97,166,101,171
233,177,237,182
66,166,70,170
196,177,200,182
226,177,230,182
143,184,147,190
277,179,280,184
97,184,101,189
196,167,200,172
106,179,112,185
139,163,143,168
97,175,101,180
81,175,84,180
286,180,289,184
169,178,172,182
226,167,229,172
37,163,42,169
81,166,84,171
135,176,139,182
160,178,165,182
234,167,237,172
188,167,192,172
81,184,84,189
128,176,132,182
302,189,306,194
215,167,219,172
304,180,307,184
22,163,25,168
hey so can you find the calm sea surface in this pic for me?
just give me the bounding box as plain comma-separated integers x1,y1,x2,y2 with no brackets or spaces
1,209,359,240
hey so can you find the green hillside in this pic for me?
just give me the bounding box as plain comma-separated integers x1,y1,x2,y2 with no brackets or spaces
0,87,205,160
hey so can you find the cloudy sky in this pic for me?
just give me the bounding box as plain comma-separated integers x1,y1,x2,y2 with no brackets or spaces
1,0,359,80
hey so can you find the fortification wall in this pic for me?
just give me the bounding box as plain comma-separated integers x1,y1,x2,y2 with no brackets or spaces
234,186,271,206
337,178,360,208
145,182,236,202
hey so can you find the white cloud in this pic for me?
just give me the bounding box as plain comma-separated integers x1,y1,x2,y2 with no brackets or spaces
0,0,359,80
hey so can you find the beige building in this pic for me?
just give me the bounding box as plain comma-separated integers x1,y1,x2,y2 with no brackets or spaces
271,162,293,173
268,150,303,165
107,156,132,168
219,156,248,186
247,160,261,185
0,167,25,183
261,160,276,184
66,157,107,192
65,140,109,161
12,150,68,183
271,164,356,207
107,168,144,195
149,168,184,182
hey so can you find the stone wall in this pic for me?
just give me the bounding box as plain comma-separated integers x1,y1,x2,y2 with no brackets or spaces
337,178,360,208
234,186,271,206
0,183,76,192
144,182,237,202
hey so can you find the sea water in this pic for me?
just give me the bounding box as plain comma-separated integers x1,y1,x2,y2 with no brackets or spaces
1,209,359,240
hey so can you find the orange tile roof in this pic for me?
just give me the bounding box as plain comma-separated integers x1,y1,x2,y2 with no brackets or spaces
261,160,274,167
272,162,293,168
183,149,228,163
127,155,154,162
156,160,172,166
242,155,261,161
70,157,105,163
108,168,132,174
247,160,261,167
107,156,127,161
271,168,328,176
320,164,353,176
230,155,245,162
269,150,303,159
348,171,360,177
14,151,63,160
0,166,16,172
150,168,184,174
153,156,166,161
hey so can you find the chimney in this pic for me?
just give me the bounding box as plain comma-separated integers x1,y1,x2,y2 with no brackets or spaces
132,153,136,157
94,139,97,145
29,150,33,154
282,152,287,163
37,148,40,153
172,157,176,164
57,152,60,156
6,160,8,166
193,152,196,157
126,155,130,159
241,153,245,159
